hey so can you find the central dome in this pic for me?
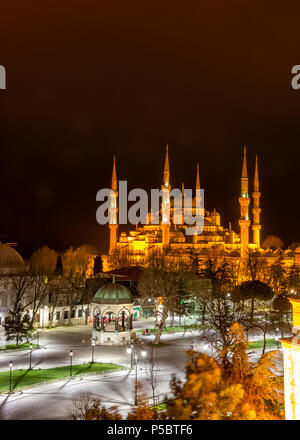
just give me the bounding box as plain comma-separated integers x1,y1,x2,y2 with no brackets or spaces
0,244,26,275
93,282,134,304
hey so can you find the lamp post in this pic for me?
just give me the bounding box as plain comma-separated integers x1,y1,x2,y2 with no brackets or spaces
91,338,96,364
29,343,33,370
126,340,147,405
9,361,13,393
69,350,73,378
127,340,134,369
36,328,40,348
129,342,147,406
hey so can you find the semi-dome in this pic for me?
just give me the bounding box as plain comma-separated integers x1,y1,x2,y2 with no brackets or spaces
93,282,134,304
0,244,26,275
170,230,186,243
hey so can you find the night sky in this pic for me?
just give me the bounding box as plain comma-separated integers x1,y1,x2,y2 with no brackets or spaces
0,1,299,257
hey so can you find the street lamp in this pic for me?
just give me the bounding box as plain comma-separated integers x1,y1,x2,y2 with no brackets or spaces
134,345,147,406
69,350,73,378
126,340,147,405
134,352,138,406
91,338,96,364
29,343,33,370
9,361,13,393
127,342,134,368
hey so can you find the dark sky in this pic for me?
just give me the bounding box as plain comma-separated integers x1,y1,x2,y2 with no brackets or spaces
0,1,300,257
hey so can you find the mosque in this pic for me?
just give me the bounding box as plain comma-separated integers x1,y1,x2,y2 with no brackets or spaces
102,146,300,274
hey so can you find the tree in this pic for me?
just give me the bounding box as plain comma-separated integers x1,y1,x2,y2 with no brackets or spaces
199,255,232,297
8,274,49,328
30,246,58,275
144,347,160,403
108,248,141,270
202,296,247,371
233,280,274,322
28,275,49,328
54,255,63,276
62,245,97,278
193,279,212,325
267,262,287,295
72,393,122,420
223,324,284,419
4,311,33,347
93,256,103,276
165,324,284,420
166,351,244,420
262,235,284,250
286,263,300,294
138,253,197,344
66,270,85,325
246,251,267,282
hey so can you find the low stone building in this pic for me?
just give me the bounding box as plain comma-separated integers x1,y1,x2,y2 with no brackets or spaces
0,243,91,338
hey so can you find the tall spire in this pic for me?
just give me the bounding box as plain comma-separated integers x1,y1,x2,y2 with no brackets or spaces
242,145,248,178
163,144,170,186
241,146,249,197
252,155,261,248
109,155,118,254
196,162,200,189
239,146,251,266
254,154,259,192
111,155,117,192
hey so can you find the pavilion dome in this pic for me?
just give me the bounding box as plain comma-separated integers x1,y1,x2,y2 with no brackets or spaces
93,282,134,304
0,244,26,275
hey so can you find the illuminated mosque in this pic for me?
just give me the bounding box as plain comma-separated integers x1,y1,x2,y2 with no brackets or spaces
102,146,300,274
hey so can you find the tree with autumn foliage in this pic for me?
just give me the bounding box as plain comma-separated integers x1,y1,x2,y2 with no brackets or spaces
165,323,284,420
223,323,284,419
166,352,244,420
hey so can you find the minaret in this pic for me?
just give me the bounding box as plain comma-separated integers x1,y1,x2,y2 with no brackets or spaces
193,163,201,244
162,144,171,248
252,155,261,248
109,155,118,254
238,146,251,261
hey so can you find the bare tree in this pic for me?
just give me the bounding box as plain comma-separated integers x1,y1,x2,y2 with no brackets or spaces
144,347,160,403
71,393,121,420
202,296,247,371
28,275,49,327
109,248,144,270
138,253,197,344
67,270,85,325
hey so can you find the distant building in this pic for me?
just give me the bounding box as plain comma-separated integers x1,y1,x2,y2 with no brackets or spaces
0,243,90,340
102,146,300,277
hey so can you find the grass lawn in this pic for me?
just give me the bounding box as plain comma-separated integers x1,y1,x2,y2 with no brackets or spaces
248,339,277,349
0,343,39,351
150,403,167,411
0,363,123,392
